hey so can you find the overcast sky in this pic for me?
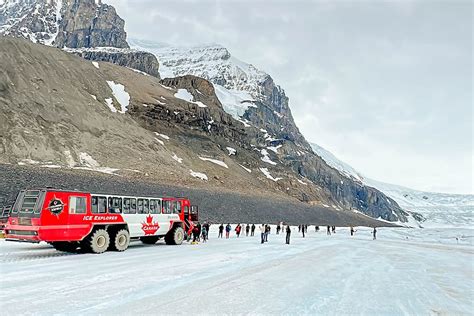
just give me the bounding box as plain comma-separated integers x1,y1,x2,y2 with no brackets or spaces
107,0,472,194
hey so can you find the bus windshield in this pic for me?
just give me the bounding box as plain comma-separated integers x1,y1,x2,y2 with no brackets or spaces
11,190,45,218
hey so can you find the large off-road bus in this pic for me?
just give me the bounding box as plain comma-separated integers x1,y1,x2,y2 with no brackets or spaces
4,189,199,253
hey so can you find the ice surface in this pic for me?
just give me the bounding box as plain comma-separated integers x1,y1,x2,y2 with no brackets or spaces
0,227,472,315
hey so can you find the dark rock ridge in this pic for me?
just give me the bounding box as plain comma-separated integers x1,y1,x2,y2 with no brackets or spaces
66,47,160,78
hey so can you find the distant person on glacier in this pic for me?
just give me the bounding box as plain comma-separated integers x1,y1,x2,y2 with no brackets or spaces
286,225,291,244
192,224,200,243
332,226,336,234
218,224,224,238
235,224,242,238
302,225,305,238
246,224,250,236
260,224,266,244
373,227,377,240
298,225,301,232
276,224,281,235
201,225,208,243
251,224,256,236
315,226,320,232
264,225,270,242
327,226,331,235
225,223,231,239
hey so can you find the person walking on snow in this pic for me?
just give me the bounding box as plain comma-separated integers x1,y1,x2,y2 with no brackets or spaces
276,224,281,235
327,226,331,235
302,225,305,238
218,224,224,238
192,224,200,243
350,226,355,236
251,224,256,236
201,225,208,243
260,224,265,244
225,223,231,239
265,225,270,242
235,224,242,238
298,225,301,232
286,225,291,244
373,227,377,240
246,224,250,236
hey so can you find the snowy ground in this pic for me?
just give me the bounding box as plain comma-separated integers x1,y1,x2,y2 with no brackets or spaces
0,226,473,315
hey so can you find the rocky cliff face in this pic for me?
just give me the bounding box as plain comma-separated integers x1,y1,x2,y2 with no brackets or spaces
55,0,128,49
65,47,160,78
0,0,160,77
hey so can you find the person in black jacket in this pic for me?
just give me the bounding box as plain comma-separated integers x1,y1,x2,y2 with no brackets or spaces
251,224,256,236
218,224,224,238
327,226,331,235
246,224,250,236
373,227,377,240
286,225,291,244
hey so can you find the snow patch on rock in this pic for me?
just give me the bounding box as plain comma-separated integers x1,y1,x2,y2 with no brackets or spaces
199,157,228,168
107,81,130,113
260,168,282,182
190,170,208,181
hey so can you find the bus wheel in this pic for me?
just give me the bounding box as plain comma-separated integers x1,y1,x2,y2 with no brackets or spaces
112,229,130,252
86,229,110,254
140,236,159,244
166,226,184,245
51,242,79,253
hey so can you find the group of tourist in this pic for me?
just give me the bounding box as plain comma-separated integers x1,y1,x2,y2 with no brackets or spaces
188,222,378,244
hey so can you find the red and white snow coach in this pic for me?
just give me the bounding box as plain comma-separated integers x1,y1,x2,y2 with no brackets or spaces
4,189,199,253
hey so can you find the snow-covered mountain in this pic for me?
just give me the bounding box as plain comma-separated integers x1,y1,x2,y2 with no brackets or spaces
128,39,292,127
311,143,474,228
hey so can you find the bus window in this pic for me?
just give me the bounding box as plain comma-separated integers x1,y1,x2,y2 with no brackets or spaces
176,201,182,214
143,199,149,214
163,200,171,214
123,198,131,214
184,205,189,215
190,205,198,221
69,196,86,214
137,199,144,214
92,196,97,213
130,198,137,214
92,196,107,214
150,199,160,214
110,197,122,214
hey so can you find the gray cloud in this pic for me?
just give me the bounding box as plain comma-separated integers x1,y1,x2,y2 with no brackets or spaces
107,0,472,194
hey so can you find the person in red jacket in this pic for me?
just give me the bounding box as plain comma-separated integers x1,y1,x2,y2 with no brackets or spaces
235,224,242,238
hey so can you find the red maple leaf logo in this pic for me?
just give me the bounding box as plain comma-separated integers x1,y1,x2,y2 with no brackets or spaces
142,215,160,235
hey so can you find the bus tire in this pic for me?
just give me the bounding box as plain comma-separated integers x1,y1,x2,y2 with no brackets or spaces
166,226,184,245
87,229,110,254
112,229,130,252
140,236,159,244
51,241,79,253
